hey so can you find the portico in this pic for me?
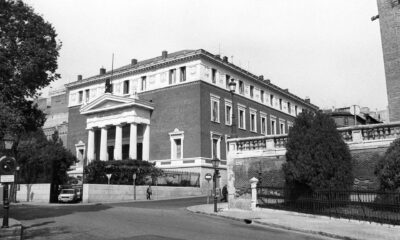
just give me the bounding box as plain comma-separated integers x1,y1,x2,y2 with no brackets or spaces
81,93,154,162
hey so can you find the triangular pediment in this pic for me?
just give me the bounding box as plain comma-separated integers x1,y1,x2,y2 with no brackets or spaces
80,93,154,115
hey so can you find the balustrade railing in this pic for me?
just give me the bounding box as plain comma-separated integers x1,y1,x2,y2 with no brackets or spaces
228,122,400,152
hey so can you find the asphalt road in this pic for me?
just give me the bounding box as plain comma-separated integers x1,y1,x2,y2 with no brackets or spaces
8,197,335,240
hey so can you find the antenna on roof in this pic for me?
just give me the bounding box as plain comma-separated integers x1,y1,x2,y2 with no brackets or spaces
111,53,114,80
231,55,234,64
218,44,221,55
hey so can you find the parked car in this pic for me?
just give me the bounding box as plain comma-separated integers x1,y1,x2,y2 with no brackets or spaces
58,189,78,203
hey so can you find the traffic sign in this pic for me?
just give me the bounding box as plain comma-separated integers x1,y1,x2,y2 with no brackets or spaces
0,175,15,183
0,156,16,175
205,173,212,181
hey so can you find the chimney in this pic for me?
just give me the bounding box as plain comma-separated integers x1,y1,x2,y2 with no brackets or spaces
265,79,271,84
77,75,82,81
162,50,168,59
305,97,310,103
215,54,221,59
259,75,264,80
284,88,289,92
222,56,228,62
100,67,106,75
131,59,138,65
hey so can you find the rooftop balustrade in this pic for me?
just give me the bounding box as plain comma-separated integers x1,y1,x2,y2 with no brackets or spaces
227,122,400,154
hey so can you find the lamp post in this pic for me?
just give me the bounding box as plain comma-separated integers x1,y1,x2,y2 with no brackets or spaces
211,157,220,213
1,133,15,228
228,79,237,138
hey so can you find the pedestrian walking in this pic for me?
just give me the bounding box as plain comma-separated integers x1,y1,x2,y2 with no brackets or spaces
221,185,228,202
146,185,152,200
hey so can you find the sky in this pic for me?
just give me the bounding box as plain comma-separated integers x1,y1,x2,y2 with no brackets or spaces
25,0,387,111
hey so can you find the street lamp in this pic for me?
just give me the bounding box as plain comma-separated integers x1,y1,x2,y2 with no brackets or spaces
228,79,237,138
211,157,220,213
1,133,15,228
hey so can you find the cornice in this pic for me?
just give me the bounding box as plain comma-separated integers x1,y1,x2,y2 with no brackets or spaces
65,48,318,110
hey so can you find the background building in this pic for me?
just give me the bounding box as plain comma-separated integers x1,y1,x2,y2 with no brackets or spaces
376,0,400,122
62,49,318,187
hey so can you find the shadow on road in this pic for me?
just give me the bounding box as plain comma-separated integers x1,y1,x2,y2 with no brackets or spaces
9,203,111,220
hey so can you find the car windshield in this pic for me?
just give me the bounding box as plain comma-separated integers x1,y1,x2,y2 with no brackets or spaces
61,189,75,194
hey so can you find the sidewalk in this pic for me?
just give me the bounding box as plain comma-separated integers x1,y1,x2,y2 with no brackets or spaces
187,203,400,240
0,218,22,240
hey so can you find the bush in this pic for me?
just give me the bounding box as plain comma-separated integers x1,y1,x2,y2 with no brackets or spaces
375,138,400,193
84,159,163,185
282,110,354,198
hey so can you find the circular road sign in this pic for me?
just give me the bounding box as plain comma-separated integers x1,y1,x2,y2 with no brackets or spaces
0,156,16,175
205,173,212,181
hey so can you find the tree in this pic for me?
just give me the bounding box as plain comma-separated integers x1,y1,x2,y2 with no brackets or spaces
0,0,61,138
375,138,400,192
16,130,77,201
282,111,353,193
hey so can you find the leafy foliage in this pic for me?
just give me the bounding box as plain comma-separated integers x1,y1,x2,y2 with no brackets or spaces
0,0,61,138
84,159,163,185
375,138,400,192
282,111,354,193
17,130,77,184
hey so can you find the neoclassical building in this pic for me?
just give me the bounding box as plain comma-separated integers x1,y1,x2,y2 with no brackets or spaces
65,49,318,186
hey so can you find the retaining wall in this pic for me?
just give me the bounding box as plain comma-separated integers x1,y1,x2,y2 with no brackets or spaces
16,184,51,203
83,184,204,203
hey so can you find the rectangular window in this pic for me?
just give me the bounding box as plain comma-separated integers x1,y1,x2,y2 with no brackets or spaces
225,103,232,125
211,98,220,123
288,102,291,114
250,86,254,98
261,116,267,135
270,95,274,106
250,111,257,132
175,139,182,159
212,138,218,159
271,119,276,135
295,105,298,116
279,99,282,110
239,80,244,94
180,67,186,82
212,68,217,84
169,69,176,84
238,107,246,129
85,89,90,102
280,122,285,134
225,75,230,89
260,90,264,103
78,91,83,103
123,80,130,94
141,76,147,91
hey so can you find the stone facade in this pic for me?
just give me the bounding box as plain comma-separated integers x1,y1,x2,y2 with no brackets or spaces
377,0,400,121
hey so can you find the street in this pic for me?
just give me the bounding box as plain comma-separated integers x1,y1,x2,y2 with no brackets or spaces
7,197,335,240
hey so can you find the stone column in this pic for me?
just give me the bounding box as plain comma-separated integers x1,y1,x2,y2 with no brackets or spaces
142,124,150,161
129,123,137,160
250,177,259,211
114,124,123,160
87,128,95,163
100,126,108,161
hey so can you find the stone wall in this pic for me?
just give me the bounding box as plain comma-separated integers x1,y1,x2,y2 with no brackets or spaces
16,184,51,203
82,184,204,203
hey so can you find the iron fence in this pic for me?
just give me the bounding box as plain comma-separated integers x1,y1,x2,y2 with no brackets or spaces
156,170,200,187
258,186,400,225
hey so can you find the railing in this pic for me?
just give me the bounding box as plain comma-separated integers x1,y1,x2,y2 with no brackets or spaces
156,170,200,187
257,186,400,225
228,122,400,152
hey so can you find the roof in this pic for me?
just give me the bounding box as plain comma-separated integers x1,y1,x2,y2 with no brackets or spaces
65,49,318,110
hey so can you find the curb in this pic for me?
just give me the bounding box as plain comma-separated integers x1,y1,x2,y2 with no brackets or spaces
13,195,207,207
0,219,23,240
186,206,359,240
